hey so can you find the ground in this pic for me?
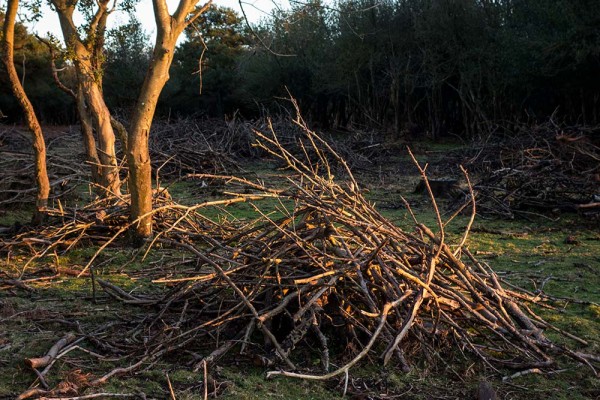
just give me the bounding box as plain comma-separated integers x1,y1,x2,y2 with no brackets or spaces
0,138,599,400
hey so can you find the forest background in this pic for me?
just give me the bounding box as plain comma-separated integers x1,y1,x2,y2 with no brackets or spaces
2,0,599,140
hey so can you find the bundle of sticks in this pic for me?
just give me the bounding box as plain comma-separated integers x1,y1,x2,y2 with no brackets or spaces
455,122,600,218
121,115,598,381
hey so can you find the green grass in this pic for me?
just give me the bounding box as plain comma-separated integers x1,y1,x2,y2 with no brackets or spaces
0,207,33,226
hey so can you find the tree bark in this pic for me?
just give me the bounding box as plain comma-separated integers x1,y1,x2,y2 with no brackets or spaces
127,36,176,240
1,0,51,219
82,77,121,195
38,36,103,188
76,86,102,186
51,0,122,196
127,0,212,241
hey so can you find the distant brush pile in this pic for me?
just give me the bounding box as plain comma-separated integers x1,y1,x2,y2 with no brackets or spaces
0,128,84,209
454,122,600,218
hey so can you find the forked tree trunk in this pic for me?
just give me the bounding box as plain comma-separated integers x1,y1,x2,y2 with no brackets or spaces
52,0,122,196
127,0,212,241
1,0,51,220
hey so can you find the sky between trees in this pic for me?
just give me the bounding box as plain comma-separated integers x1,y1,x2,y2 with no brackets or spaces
29,0,287,39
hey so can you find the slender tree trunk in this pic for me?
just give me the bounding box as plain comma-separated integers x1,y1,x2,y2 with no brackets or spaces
1,0,51,219
76,86,102,186
80,76,121,195
37,36,104,190
128,35,176,240
127,0,212,241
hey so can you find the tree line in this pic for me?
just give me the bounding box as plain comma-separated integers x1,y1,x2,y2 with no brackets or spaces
3,0,599,139
247,0,600,138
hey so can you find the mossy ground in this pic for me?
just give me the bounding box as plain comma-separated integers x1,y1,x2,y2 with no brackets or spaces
1,153,598,399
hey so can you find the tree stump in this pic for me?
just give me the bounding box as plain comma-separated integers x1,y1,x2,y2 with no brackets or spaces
414,178,461,198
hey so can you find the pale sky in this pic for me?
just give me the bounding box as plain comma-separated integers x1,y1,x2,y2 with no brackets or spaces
26,0,287,42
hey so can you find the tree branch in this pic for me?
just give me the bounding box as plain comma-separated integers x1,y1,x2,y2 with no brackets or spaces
36,36,77,99
181,0,213,29
152,0,172,34
88,0,110,38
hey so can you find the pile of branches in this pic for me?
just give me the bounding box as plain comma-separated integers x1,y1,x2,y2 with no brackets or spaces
148,116,381,182
6,115,599,399
0,128,84,209
253,116,381,171
149,118,250,179
135,118,597,379
0,187,253,273
456,122,600,218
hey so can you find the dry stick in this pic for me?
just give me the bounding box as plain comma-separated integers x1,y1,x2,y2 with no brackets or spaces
292,276,338,322
266,299,402,380
39,339,90,379
202,360,209,400
16,388,50,400
90,262,97,303
454,165,476,255
239,319,256,355
312,318,330,372
25,333,77,369
192,335,240,372
253,128,322,189
97,279,156,305
289,101,359,191
167,373,177,400
37,394,138,400
31,367,49,390
382,290,425,366
406,146,445,261
90,356,150,387
152,264,248,284
502,368,543,381
522,304,588,346
169,299,246,344
186,173,284,196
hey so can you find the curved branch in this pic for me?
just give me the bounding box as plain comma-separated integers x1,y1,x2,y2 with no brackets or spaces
36,35,76,99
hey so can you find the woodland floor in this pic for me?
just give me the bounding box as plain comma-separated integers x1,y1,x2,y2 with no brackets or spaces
0,137,599,400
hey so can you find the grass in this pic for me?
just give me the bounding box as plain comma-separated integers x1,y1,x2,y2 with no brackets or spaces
0,157,599,399
0,207,34,226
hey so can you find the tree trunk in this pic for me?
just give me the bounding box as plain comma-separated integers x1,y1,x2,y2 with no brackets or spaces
76,86,102,186
1,0,51,219
52,0,121,196
37,36,104,190
127,36,176,241
81,76,121,195
127,0,212,242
